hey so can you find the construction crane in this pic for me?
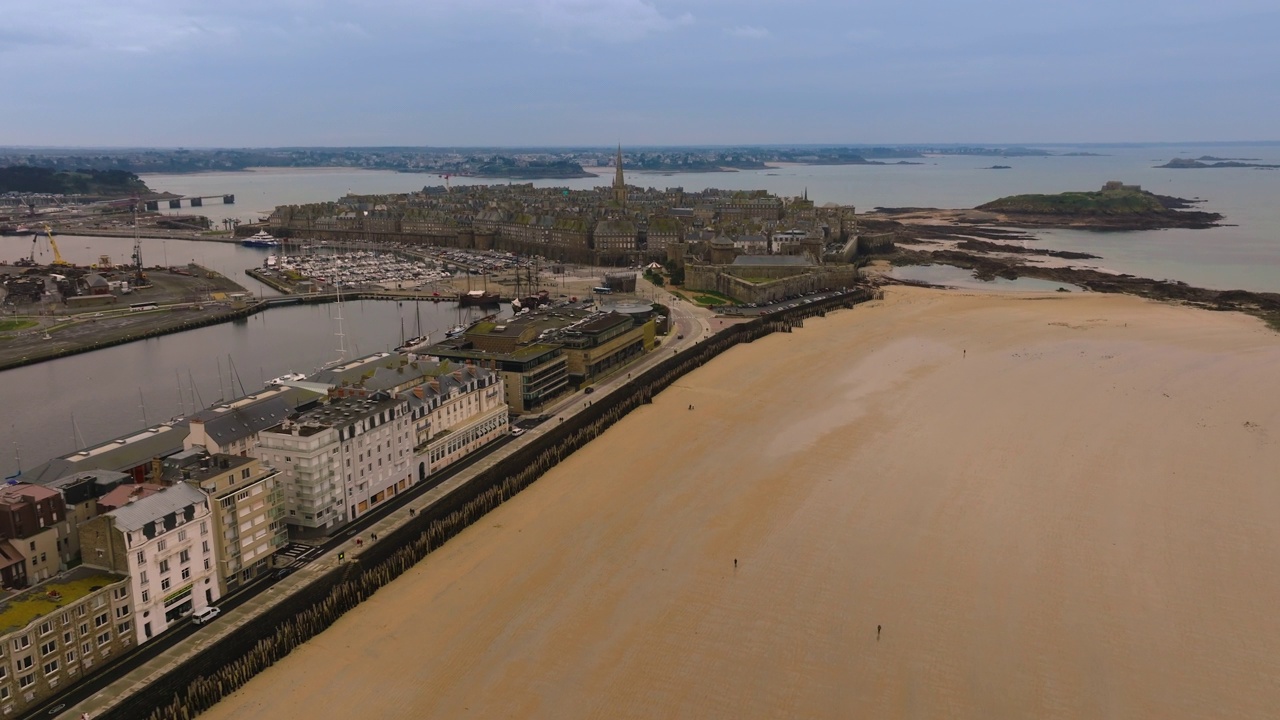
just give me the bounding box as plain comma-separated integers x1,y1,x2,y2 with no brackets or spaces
41,224,72,267
130,203,148,286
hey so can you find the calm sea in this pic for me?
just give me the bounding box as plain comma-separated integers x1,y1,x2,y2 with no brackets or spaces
2,145,1277,475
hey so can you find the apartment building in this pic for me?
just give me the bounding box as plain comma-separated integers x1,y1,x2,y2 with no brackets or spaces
403,363,508,476
0,567,132,716
79,483,220,644
168,451,287,595
256,393,413,538
0,485,72,589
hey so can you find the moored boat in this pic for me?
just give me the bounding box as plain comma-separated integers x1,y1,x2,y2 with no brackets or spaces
242,230,280,248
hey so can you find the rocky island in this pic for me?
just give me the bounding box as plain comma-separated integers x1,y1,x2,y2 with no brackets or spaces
972,181,1224,230
1157,157,1279,169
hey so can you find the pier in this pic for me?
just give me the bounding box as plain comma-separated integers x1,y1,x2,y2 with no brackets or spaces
144,194,235,211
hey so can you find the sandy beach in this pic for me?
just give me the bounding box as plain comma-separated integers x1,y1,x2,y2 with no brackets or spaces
203,287,1280,719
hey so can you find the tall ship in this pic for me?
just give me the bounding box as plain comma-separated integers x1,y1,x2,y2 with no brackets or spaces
241,230,280,248
458,289,502,307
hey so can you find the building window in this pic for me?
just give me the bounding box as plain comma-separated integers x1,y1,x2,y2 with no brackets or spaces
15,656,31,671
202,541,210,553
94,613,109,628
156,540,166,552
78,624,87,636
180,568,191,581
0,685,9,700
11,637,28,652
200,521,208,536
136,550,145,564
203,559,211,571
159,559,170,573
117,621,131,636
161,578,171,591
42,659,58,675
17,674,34,689
179,549,190,564
38,622,51,636
65,649,76,664
96,631,111,646
141,590,149,603
38,641,55,656
115,606,129,619
178,530,187,542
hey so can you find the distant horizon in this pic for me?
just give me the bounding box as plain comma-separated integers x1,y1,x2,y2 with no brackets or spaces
3,141,1279,153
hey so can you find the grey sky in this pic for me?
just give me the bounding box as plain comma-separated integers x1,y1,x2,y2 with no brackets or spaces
3,0,1277,146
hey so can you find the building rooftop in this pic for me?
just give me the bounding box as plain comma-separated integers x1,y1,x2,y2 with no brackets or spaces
270,394,403,435
106,482,208,532
0,483,60,507
0,566,128,635
188,386,324,447
41,469,131,507
98,483,165,512
20,423,189,485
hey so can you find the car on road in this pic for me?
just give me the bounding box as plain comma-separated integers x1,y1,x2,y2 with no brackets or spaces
192,606,221,625
510,427,525,437
583,386,595,394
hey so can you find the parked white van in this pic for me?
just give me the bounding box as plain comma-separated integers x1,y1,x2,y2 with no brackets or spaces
192,606,221,625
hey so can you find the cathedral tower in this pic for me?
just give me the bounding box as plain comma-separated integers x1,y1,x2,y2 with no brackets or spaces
613,144,627,207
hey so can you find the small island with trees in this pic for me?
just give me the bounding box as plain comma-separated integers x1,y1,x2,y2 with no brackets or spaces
973,181,1224,230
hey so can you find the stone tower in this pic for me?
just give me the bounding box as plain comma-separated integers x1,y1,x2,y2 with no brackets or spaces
613,144,627,207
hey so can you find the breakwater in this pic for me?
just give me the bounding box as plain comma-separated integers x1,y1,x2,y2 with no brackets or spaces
94,287,874,720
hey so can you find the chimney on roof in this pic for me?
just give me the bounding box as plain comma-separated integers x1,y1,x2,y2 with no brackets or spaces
413,386,425,399
429,379,440,393
150,457,163,483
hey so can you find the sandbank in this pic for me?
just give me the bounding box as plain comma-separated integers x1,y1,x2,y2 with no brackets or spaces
203,287,1280,719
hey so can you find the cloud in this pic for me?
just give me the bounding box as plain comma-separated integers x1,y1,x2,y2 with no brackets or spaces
725,25,769,39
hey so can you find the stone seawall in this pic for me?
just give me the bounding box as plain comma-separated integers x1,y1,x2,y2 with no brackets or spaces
685,263,861,305
100,287,875,720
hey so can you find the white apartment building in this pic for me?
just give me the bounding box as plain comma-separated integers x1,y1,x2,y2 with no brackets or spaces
256,393,412,538
404,364,508,479
78,483,220,645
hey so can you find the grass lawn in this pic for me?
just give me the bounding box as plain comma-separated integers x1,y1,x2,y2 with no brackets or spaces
0,319,36,332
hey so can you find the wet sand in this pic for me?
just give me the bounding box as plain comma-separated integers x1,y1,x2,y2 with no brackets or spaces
204,287,1280,719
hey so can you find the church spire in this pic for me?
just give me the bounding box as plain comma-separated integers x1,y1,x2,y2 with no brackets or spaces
613,144,627,207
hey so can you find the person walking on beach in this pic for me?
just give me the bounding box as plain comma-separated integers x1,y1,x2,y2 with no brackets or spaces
877,625,881,641
734,558,737,569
